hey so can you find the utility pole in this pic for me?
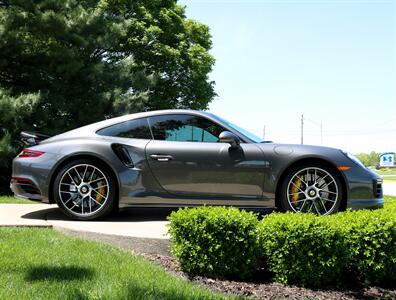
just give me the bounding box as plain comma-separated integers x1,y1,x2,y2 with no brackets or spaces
320,121,323,145
301,114,304,144
262,125,266,140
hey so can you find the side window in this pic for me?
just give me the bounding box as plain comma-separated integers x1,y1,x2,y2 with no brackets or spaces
97,118,152,139
149,114,225,142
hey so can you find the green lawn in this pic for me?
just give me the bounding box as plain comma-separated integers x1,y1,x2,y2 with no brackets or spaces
372,168,396,181
0,196,37,204
0,227,236,300
374,168,396,176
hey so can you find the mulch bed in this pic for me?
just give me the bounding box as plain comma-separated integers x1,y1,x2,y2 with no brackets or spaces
144,254,396,300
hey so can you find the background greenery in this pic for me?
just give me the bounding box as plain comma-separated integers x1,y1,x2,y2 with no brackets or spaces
355,151,380,167
0,0,216,194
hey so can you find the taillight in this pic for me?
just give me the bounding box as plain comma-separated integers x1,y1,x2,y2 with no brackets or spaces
18,149,44,158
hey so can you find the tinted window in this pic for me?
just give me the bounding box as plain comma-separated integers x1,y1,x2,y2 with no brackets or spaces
149,114,225,142
97,118,152,139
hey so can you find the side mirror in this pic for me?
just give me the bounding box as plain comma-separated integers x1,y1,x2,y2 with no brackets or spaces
219,131,240,148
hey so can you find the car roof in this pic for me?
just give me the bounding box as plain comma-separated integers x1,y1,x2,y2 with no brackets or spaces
42,110,214,143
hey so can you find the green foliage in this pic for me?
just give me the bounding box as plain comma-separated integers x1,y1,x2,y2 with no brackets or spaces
0,89,42,193
0,133,17,194
168,206,260,279
258,213,347,287
168,197,396,287
259,204,396,287
0,0,216,193
356,151,380,167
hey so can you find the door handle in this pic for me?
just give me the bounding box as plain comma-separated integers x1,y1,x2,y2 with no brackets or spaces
150,154,173,162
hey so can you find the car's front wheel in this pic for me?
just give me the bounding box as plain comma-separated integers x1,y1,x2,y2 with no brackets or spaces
279,163,343,215
53,159,116,220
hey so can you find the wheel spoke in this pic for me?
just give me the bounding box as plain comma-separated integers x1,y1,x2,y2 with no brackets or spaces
92,185,108,190
324,190,337,195
67,172,78,186
319,198,328,213
63,196,73,206
82,165,88,182
320,196,336,203
296,175,307,187
90,167,96,181
90,196,103,207
73,167,83,184
312,200,320,214
91,189,106,199
89,177,105,184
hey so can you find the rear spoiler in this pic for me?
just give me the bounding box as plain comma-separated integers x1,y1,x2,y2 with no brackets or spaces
21,131,51,146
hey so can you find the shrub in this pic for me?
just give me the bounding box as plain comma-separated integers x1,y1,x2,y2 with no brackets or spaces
167,197,396,287
258,201,396,287
337,208,396,285
167,206,259,279
258,213,348,287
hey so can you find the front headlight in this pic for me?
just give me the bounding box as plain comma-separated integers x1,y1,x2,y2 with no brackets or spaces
343,151,366,168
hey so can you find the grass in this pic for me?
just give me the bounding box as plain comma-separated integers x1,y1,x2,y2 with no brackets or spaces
372,168,396,181
374,168,396,176
0,228,236,300
0,196,37,204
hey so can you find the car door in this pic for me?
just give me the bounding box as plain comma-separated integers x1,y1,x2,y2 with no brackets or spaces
145,114,268,202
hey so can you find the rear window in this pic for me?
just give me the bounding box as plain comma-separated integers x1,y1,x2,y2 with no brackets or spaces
97,118,152,139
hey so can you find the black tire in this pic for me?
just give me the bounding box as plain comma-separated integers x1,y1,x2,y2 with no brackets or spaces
279,162,343,215
53,159,117,220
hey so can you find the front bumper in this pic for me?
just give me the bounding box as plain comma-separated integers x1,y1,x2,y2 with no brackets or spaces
346,175,384,210
347,197,384,210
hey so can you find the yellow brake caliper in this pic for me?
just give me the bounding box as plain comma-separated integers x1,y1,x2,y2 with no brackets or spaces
290,177,302,204
96,183,106,203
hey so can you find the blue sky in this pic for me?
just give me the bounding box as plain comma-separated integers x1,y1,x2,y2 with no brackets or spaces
180,0,395,153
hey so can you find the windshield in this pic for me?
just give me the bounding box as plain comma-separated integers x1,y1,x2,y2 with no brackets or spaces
208,113,263,143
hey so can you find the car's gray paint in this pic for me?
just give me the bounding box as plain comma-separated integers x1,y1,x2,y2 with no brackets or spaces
11,109,383,210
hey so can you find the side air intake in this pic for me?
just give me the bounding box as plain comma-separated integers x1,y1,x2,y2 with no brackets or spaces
111,144,134,168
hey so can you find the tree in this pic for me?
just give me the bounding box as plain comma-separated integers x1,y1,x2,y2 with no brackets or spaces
356,151,380,167
0,0,216,193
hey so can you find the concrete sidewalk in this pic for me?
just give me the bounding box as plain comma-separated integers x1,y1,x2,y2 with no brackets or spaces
0,203,170,239
0,204,54,227
0,204,171,255
383,181,396,197
46,207,170,239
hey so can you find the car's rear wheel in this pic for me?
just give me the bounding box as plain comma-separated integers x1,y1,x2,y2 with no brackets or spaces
279,163,343,215
53,159,116,220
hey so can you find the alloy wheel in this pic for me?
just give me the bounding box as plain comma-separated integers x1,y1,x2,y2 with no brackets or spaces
58,164,109,217
286,167,339,215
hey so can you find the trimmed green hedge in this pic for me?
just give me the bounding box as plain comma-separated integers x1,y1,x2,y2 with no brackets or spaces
168,197,396,287
167,206,259,279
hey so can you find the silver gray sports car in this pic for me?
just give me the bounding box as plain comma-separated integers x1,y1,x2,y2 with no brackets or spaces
11,109,383,220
